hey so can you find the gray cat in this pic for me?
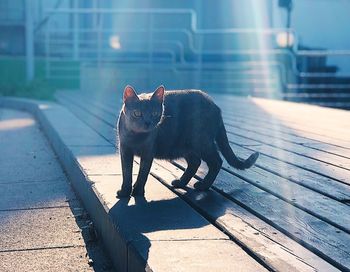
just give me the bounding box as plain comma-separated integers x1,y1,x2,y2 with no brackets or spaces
117,85,259,197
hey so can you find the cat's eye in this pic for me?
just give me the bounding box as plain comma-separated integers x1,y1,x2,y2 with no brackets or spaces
152,112,159,117
133,110,142,117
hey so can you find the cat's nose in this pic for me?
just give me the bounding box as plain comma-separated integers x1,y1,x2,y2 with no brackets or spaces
145,121,151,127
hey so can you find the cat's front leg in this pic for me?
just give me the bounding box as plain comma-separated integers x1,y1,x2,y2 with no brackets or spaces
132,156,154,196
117,146,134,198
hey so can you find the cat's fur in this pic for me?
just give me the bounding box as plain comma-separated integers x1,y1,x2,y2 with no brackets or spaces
117,85,259,197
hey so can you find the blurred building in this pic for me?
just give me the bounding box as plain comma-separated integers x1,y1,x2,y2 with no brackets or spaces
0,0,25,55
1,0,350,108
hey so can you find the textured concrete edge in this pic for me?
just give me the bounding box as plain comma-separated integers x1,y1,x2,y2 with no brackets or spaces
0,97,144,272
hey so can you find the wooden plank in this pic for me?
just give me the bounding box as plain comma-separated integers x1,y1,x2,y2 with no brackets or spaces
223,141,350,201
226,132,350,185
227,108,349,149
214,96,350,148
219,159,350,233
172,159,350,271
223,119,350,169
251,98,350,129
55,93,116,144
215,95,350,132
231,112,350,149
222,113,350,159
57,91,343,272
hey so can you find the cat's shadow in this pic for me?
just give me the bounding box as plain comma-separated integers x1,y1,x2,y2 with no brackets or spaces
109,188,221,270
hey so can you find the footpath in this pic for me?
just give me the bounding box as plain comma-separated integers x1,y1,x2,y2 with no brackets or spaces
0,108,114,272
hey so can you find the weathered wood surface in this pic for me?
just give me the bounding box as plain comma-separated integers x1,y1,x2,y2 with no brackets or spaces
56,90,350,271
216,97,350,149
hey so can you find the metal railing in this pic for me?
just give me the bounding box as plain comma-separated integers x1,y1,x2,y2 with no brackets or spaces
35,8,350,95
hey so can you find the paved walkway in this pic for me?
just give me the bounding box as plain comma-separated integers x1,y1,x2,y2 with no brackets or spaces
0,108,114,272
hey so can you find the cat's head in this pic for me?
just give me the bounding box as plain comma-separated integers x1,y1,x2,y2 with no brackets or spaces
122,85,164,133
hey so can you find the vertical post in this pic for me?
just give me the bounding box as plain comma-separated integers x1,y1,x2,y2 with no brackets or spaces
25,0,34,82
92,0,98,28
268,0,274,28
97,12,102,68
45,19,50,78
73,0,79,60
286,6,291,48
278,0,293,48
149,13,154,88
197,34,203,90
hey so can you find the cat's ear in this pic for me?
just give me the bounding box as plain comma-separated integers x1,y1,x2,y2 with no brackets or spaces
151,85,165,103
123,85,139,103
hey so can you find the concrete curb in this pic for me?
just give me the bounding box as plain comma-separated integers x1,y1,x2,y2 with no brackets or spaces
0,97,128,271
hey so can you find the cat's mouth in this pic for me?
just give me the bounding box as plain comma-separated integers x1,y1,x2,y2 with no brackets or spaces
131,126,155,134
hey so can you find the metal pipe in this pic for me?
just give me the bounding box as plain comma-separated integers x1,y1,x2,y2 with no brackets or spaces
25,0,34,82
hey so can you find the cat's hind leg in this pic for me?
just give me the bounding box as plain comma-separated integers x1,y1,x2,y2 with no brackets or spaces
172,153,201,188
194,147,222,191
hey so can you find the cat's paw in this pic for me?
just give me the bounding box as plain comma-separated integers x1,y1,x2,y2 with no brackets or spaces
193,181,210,191
171,179,187,188
116,189,131,198
131,187,145,197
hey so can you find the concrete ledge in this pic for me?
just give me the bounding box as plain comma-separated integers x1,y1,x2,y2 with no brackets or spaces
0,97,266,272
0,98,126,269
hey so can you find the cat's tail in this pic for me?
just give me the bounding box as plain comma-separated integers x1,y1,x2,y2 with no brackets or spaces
216,120,259,170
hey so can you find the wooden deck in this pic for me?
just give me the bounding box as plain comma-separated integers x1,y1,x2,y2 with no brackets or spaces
56,90,350,271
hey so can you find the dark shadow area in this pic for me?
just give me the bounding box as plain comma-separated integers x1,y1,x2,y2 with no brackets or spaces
108,189,226,270
67,198,116,272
